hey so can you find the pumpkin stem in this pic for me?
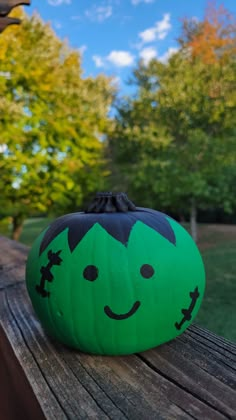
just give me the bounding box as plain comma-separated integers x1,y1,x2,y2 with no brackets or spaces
85,192,137,213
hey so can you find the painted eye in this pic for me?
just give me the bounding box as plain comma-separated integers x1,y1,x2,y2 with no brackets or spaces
140,264,155,279
83,265,98,281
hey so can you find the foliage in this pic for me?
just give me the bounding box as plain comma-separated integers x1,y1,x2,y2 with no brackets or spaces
0,10,114,238
108,4,236,239
179,3,236,64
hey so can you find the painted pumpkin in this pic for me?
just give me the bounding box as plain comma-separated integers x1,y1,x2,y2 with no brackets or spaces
26,192,205,355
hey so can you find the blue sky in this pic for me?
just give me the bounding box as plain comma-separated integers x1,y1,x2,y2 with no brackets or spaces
27,0,236,91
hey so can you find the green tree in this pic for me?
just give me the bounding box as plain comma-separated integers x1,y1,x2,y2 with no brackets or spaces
108,5,236,241
0,10,114,240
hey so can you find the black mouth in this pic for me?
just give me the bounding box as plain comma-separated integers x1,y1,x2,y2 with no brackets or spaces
104,301,141,320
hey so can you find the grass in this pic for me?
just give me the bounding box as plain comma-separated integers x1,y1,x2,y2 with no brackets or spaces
196,240,236,341
0,217,235,342
187,224,236,341
19,217,52,246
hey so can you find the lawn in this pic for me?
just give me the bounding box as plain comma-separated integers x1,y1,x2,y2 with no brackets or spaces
185,224,236,341
18,217,52,246
196,241,236,341
0,218,235,342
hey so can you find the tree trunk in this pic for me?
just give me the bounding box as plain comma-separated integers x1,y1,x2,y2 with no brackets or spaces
179,213,186,223
12,215,24,241
190,199,197,242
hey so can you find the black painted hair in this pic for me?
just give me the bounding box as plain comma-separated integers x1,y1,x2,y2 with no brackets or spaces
39,193,176,255
39,208,176,255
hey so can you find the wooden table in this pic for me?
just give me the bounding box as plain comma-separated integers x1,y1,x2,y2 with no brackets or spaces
0,235,235,420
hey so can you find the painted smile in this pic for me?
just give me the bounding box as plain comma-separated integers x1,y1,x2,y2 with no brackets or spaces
104,301,141,320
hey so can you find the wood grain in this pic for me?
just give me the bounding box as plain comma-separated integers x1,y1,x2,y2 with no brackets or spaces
0,324,45,420
0,236,28,290
0,236,236,419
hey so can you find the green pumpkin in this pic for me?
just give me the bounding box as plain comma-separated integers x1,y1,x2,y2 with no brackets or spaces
26,192,205,355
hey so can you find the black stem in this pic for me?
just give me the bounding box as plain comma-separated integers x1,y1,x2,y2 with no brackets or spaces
85,192,136,213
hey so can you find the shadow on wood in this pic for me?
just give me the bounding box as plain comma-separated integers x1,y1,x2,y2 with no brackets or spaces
0,325,45,420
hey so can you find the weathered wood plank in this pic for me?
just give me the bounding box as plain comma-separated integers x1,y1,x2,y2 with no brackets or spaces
0,324,45,420
0,236,236,419
0,286,111,419
138,344,236,418
186,324,236,356
1,283,191,419
0,235,28,290
1,281,236,419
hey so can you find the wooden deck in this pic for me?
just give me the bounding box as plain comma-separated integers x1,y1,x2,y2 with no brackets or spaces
0,235,236,419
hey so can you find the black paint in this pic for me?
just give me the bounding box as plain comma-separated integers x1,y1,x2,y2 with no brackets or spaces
104,301,141,320
86,192,137,213
175,286,200,330
35,250,62,298
40,194,176,255
140,264,155,279
83,265,98,281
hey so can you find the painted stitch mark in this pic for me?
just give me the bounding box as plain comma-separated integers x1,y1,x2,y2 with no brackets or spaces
175,286,200,330
35,250,62,298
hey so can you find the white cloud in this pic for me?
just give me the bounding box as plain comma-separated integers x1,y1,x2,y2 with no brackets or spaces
78,45,87,55
48,0,70,6
85,5,112,22
53,21,62,29
93,51,135,68
111,76,121,88
139,46,157,65
158,47,178,63
70,15,81,21
93,55,105,68
107,50,135,67
156,13,171,38
139,13,171,45
132,0,155,4
0,71,11,79
0,144,7,153
139,27,156,43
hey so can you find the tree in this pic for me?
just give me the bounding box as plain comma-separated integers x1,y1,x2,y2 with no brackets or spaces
108,4,236,241
0,10,114,240
179,3,236,64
